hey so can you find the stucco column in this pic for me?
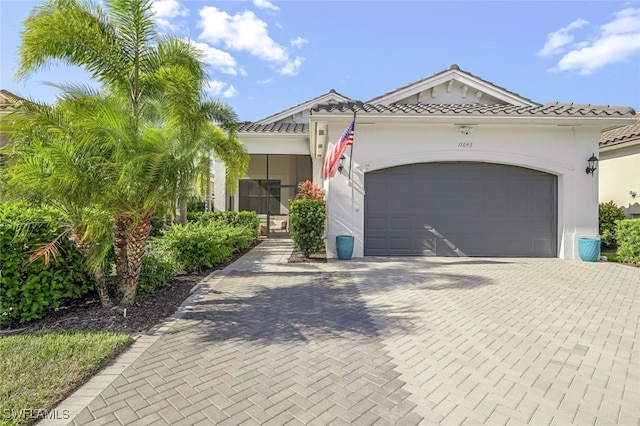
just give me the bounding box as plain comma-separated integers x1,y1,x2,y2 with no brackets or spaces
213,160,226,212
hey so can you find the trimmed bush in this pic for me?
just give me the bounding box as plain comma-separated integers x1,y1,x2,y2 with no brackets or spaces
599,201,626,248
616,219,640,266
187,210,260,238
0,203,93,325
136,240,179,297
158,221,256,273
289,198,325,257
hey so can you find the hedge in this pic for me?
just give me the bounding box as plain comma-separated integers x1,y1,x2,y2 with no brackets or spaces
155,221,256,273
616,219,640,266
0,203,93,325
187,211,260,238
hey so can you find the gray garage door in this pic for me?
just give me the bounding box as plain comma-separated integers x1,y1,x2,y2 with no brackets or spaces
364,162,557,257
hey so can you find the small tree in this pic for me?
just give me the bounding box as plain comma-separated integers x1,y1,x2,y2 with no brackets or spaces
599,201,626,248
289,181,325,257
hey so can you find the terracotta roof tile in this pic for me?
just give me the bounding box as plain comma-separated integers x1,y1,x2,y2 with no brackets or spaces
600,113,640,147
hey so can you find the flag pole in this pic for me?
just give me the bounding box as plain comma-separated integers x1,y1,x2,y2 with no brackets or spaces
348,108,356,181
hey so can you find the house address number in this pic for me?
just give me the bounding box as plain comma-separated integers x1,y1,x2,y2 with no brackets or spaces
458,142,473,148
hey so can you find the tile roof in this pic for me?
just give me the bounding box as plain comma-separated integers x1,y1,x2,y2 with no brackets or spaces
311,102,636,117
600,113,640,148
237,121,309,134
367,64,540,106
0,89,20,110
254,89,353,124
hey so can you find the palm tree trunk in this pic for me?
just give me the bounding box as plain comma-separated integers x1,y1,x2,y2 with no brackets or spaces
93,267,112,308
70,228,112,308
119,216,152,307
114,216,131,296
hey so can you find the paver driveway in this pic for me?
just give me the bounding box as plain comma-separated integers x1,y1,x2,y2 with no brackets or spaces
46,240,639,425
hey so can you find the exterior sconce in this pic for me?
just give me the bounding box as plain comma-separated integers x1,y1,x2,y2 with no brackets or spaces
459,126,474,135
631,190,637,199
585,153,598,176
338,155,346,173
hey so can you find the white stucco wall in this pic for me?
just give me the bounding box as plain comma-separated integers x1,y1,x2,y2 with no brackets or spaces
323,122,602,260
599,144,640,218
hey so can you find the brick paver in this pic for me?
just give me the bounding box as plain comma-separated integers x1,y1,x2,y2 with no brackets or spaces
43,241,639,425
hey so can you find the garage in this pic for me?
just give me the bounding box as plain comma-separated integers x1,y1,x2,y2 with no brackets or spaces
364,162,557,257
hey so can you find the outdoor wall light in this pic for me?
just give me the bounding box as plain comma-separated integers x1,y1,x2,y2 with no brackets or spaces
630,190,637,199
338,155,346,173
458,126,474,135
585,153,598,176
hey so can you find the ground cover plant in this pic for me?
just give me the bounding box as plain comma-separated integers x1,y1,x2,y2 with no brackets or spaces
0,332,133,426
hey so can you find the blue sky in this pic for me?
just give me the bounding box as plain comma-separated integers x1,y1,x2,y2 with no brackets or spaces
1,0,639,122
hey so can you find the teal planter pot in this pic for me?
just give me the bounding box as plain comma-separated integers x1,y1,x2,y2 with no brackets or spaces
336,235,354,260
578,237,601,262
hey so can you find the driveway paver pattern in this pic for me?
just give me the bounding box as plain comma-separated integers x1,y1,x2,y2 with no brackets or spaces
44,240,639,425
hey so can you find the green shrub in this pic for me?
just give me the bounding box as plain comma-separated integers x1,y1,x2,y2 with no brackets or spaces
0,203,93,326
599,201,626,248
187,210,260,238
187,196,205,213
289,198,325,257
136,240,179,297
616,219,640,266
158,221,255,273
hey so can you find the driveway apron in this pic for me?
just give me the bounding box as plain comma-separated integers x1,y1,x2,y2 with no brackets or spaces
44,240,639,426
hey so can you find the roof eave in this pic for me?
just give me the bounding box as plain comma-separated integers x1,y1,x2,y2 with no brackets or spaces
309,113,637,127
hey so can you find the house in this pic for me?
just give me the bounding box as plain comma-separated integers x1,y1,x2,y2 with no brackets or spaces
598,113,640,218
214,64,636,259
0,90,18,149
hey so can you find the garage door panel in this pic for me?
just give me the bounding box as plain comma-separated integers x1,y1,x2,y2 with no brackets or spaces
364,162,557,257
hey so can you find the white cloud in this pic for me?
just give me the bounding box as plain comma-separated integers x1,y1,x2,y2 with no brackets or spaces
538,18,588,57
290,37,308,49
190,40,240,75
198,6,304,76
253,0,279,12
152,0,189,30
544,8,640,75
205,80,238,98
279,56,303,76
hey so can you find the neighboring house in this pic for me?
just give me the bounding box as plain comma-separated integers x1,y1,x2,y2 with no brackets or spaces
215,65,635,259
599,113,640,218
0,89,19,159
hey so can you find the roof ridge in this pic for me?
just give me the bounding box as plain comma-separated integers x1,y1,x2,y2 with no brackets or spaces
366,64,540,106
254,89,353,124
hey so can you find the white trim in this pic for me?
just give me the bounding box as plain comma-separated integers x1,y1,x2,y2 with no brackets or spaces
368,69,538,106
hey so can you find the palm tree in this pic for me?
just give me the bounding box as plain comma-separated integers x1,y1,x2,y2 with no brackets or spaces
9,0,249,307
1,96,115,307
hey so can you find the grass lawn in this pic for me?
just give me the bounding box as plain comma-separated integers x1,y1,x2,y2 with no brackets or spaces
0,332,133,426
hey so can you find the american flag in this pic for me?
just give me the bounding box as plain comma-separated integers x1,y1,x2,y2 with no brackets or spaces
322,120,355,179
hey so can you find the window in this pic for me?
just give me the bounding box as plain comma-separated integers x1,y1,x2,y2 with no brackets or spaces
239,180,281,214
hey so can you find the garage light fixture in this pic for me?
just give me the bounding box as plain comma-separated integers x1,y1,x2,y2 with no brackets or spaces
458,126,474,135
585,153,598,176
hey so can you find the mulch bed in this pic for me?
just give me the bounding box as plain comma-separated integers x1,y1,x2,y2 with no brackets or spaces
287,245,327,263
2,240,263,336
